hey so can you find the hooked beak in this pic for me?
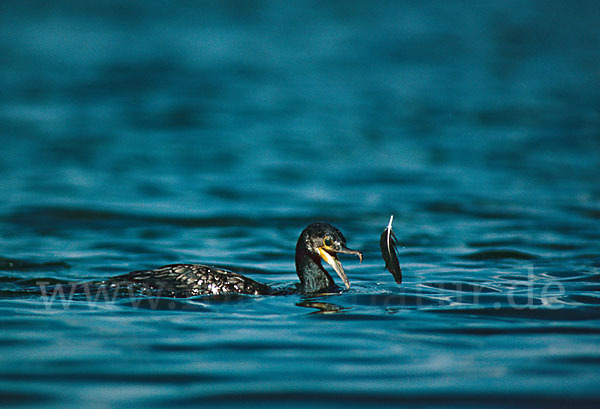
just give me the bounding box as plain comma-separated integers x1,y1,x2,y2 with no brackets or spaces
318,245,362,289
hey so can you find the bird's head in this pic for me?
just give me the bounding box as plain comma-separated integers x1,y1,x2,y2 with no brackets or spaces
297,223,362,289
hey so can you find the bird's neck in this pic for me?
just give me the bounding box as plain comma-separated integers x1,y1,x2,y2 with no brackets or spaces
295,245,335,294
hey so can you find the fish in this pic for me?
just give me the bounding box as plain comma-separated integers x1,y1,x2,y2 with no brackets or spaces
380,215,402,284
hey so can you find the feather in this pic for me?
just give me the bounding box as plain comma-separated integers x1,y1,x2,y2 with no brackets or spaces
380,215,402,284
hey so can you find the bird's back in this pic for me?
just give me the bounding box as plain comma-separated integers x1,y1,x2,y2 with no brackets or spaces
103,264,271,297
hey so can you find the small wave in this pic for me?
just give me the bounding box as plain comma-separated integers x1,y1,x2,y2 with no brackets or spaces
163,391,600,408
6,205,268,231
337,293,451,308
422,281,501,293
0,390,55,406
461,249,538,261
116,297,213,312
568,294,600,305
0,256,70,272
432,305,600,322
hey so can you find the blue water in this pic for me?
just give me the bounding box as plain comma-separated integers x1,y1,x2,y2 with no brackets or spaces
1,0,600,407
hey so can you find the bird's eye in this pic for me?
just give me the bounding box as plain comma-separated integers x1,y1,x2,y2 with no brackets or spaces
323,237,333,247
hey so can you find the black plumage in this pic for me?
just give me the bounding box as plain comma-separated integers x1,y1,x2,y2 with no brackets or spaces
100,223,362,298
105,264,271,297
380,215,402,284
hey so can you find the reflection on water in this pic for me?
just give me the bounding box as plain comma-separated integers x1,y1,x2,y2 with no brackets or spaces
1,0,600,408
297,299,347,314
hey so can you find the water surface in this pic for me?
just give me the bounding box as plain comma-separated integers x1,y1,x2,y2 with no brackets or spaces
1,1,599,408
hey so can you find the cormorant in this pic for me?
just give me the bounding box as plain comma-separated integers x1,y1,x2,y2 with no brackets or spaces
101,222,362,297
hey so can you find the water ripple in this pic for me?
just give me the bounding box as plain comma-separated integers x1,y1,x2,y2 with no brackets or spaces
461,249,539,261
0,256,70,272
